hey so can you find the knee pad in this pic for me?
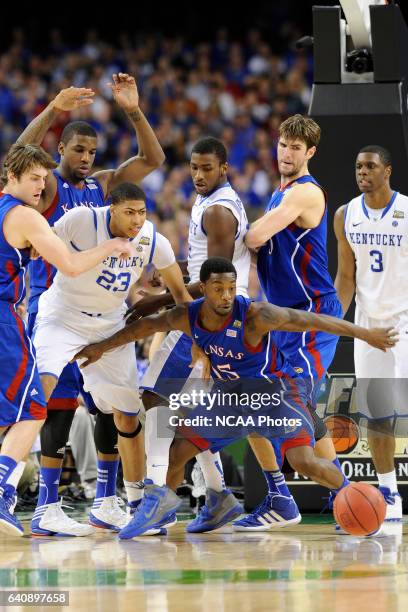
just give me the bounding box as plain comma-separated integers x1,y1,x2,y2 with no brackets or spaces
94,411,118,454
40,409,76,459
307,403,328,442
117,420,142,438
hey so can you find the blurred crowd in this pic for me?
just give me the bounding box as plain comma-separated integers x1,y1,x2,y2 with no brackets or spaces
0,26,312,259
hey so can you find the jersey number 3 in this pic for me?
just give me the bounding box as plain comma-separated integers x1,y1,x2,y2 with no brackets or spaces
96,270,131,292
369,249,383,273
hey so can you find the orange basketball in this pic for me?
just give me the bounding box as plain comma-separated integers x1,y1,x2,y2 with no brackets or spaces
333,482,387,536
324,414,359,453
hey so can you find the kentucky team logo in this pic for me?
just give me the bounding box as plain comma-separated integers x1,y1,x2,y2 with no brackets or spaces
393,210,404,218
139,237,150,245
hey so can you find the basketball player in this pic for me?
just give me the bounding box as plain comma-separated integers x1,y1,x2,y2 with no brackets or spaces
16,75,165,535
334,145,406,521
0,144,133,536
73,257,396,537
31,182,193,536
125,137,250,532
235,115,343,530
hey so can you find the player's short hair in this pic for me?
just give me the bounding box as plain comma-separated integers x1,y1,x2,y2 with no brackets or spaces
279,114,321,149
61,121,98,145
358,145,392,167
191,137,227,164
200,257,237,283
110,182,146,205
1,143,57,185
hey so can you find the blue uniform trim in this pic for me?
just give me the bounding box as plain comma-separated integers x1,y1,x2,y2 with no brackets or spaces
106,209,114,238
362,191,397,220
148,225,157,264
92,207,98,231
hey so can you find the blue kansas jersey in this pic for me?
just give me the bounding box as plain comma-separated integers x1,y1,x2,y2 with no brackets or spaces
257,175,336,308
0,194,31,306
187,295,293,380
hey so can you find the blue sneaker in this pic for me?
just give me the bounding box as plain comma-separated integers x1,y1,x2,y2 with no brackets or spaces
0,486,24,537
233,494,301,531
126,499,175,534
379,487,402,522
119,480,181,539
187,488,243,533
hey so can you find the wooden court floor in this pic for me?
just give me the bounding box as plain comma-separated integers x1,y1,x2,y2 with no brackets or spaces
1,514,407,612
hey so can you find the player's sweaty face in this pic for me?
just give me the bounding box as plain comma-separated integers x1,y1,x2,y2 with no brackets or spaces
10,165,48,207
109,200,147,238
278,137,310,178
190,153,227,195
355,153,390,193
59,135,97,180
204,273,236,316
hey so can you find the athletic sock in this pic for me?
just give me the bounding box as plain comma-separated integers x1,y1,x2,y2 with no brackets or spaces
378,469,398,493
263,469,291,498
197,451,225,493
124,480,144,503
6,461,26,491
95,459,119,499
0,455,18,497
145,406,175,486
37,466,62,506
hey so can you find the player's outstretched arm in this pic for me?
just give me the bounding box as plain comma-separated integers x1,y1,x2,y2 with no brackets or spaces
13,87,95,203
245,183,324,250
252,302,398,352
6,207,133,277
16,87,95,147
333,205,356,316
73,305,190,367
92,73,165,194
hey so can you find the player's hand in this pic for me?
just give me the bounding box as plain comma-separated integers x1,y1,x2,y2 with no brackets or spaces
364,327,399,352
125,294,159,324
72,343,105,368
52,87,95,112
111,237,134,260
189,343,211,380
108,73,139,113
148,268,164,288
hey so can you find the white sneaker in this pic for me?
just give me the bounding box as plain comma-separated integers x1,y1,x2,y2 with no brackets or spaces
31,500,95,536
89,496,128,531
379,487,403,522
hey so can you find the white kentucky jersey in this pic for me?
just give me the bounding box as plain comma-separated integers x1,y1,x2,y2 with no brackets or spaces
344,191,408,318
187,182,250,296
38,206,175,316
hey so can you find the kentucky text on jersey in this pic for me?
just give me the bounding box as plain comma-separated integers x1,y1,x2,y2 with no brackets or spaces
257,175,336,308
348,232,402,246
103,255,145,269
